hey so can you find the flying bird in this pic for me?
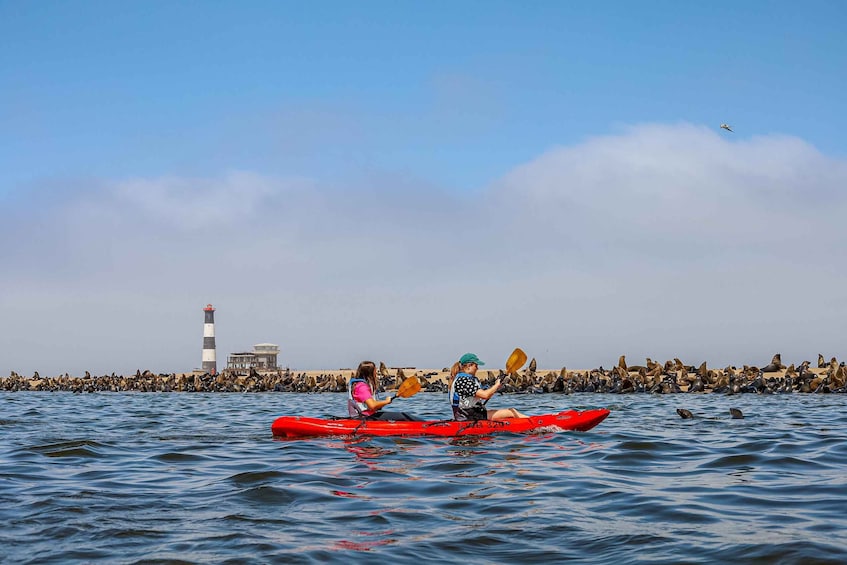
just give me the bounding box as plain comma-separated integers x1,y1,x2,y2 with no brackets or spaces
720,123,733,132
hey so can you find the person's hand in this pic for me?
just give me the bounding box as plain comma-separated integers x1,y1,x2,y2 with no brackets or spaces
387,395,393,404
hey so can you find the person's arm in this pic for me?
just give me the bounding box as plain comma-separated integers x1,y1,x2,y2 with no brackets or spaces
365,395,393,411
353,381,394,411
474,378,502,400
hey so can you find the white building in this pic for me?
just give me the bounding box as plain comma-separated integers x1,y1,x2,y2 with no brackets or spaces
226,343,280,372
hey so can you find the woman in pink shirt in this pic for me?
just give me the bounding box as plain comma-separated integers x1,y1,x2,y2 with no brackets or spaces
347,360,419,421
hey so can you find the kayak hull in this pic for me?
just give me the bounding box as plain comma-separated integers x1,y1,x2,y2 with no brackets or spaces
271,408,610,438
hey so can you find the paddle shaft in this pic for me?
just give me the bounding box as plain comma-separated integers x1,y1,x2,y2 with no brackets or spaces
483,348,527,405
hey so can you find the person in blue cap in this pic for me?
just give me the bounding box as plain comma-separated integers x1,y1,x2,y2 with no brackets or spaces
449,353,528,421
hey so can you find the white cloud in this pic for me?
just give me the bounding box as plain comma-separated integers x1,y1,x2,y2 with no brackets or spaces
494,123,847,263
2,123,846,376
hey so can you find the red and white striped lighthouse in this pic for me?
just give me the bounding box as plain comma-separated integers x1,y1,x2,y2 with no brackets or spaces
202,304,217,375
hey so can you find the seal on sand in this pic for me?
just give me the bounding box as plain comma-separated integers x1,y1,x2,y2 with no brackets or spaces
760,353,785,373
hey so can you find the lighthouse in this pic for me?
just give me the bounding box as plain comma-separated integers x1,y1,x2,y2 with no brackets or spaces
202,304,217,375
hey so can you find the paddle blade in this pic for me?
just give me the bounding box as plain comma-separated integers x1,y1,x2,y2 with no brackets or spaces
396,376,422,398
506,348,528,374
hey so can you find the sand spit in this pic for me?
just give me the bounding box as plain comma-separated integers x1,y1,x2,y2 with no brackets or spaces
2,354,846,394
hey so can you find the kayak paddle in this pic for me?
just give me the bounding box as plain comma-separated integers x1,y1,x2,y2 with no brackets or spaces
394,375,422,398
506,348,528,375
483,348,527,405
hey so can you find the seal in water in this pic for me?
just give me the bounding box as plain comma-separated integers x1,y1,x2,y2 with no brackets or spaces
676,408,694,419
729,408,744,419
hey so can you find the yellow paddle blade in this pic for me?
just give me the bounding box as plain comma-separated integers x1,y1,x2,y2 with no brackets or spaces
396,376,422,398
506,348,527,374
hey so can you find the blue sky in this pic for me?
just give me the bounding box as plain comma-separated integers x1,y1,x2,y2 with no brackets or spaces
2,1,846,375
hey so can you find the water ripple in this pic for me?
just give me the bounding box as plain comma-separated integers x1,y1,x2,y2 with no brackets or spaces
2,392,847,563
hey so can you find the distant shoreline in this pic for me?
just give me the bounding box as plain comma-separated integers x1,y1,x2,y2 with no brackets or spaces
3,356,844,394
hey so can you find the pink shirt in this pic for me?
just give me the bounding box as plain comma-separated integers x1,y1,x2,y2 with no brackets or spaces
352,381,375,415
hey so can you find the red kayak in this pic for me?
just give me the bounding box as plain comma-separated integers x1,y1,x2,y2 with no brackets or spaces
271,408,610,438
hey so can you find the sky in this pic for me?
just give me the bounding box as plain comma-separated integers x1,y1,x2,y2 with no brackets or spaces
2,1,846,376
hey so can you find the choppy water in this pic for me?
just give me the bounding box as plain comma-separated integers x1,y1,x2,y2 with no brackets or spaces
2,392,846,564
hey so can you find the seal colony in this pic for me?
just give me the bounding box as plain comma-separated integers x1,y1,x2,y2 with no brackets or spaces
2,352,845,394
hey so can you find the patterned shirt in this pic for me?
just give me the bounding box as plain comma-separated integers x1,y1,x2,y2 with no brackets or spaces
452,373,482,408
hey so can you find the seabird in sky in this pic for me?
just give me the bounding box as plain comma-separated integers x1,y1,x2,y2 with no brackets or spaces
720,123,733,132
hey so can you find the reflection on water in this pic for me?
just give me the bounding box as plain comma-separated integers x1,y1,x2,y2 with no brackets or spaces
2,392,847,563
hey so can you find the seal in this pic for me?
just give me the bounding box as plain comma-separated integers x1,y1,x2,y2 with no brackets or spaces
688,376,705,392
760,353,785,373
832,366,845,389
676,408,694,419
729,408,744,419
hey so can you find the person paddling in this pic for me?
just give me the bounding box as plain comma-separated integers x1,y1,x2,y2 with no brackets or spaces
348,361,419,421
449,353,528,421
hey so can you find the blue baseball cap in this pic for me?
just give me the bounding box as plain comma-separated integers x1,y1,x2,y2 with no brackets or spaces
459,353,485,366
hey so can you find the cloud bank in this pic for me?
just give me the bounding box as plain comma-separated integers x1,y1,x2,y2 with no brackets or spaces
2,123,845,375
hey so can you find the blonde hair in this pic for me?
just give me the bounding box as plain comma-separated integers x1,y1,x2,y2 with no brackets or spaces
448,361,461,386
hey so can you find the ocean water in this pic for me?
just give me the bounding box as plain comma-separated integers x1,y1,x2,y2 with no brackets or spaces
2,391,846,564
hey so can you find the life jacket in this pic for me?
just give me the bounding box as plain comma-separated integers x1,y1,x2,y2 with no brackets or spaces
450,372,488,421
348,377,380,417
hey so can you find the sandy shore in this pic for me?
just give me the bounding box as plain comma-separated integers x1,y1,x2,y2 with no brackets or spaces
291,367,536,387
291,365,831,383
